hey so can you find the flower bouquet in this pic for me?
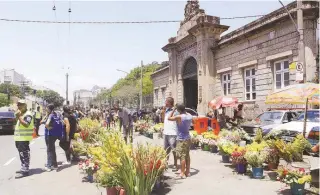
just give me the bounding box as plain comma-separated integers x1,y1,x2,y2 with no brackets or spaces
277,167,312,195
208,140,218,153
217,139,236,163
231,146,247,173
200,138,210,151
244,149,267,179
79,159,99,182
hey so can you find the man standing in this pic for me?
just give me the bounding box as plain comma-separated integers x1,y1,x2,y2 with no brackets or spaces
14,99,34,179
163,97,178,171
114,102,133,144
34,106,42,136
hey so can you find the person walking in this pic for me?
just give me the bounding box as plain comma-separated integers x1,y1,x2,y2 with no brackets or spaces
168,103,193,179
14,99,34,179
44,104,64,172
163,97,178,171
114,102,133,144
60,106,77,164
34,106,42,136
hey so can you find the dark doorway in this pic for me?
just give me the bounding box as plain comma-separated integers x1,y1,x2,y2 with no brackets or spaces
182,57,198,110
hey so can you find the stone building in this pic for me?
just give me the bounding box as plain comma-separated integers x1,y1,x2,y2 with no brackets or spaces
152,0,319,117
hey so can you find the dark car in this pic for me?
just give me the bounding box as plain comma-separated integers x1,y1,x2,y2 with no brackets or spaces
0,107,16,134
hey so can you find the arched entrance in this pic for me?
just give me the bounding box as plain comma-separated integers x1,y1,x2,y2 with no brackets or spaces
182,57,198,110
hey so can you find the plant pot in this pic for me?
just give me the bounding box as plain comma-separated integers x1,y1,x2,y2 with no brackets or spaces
222,155,230,163
87,174,94,183
252,167,263,179
203,144,209,151
210,145,218,153
267,162,279,170
106,187,117,195
119,188,126,195
290,182,305,195
236,164,247,174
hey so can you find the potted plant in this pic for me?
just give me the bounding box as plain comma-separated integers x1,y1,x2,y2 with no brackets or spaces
244,150,267,179
217,139,235,163
277,167,312,195
79,159,99,183
208,140,218,153
231,147,247,174
97,172,120,195
201,138,210,151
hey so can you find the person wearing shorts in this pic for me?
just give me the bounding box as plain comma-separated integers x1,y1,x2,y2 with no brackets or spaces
168,103,193,179
163,97,178,171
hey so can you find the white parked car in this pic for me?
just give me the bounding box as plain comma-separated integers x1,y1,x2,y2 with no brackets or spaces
269,110,320,142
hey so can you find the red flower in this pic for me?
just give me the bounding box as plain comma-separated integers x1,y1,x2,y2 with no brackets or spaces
299,168,305,173
144,169,148,176
283,169,288,176
155,160,161,170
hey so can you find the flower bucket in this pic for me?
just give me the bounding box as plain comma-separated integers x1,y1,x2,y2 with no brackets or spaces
211,145,218,153
222,155,230,163
87,174,94,183
267,162,279,170
203,144,209,151
252,167,263,179
106,187,117,195
236,164,247,174
290,182,305,195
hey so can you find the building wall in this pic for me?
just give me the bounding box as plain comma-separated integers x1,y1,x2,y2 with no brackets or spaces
214,19,318,119
152,67,169,107
0,69,27,85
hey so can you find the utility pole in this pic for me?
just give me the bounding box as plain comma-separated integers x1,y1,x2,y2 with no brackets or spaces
297,0,306,83
66,73,69,104
140,60,143,110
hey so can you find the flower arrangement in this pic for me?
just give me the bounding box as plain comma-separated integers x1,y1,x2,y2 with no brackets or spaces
274,135,312,162
153,123,164,133
246,141,268,152
217,139,236,156
135,120,152,134
202,132,219,140
208,139,217,147
231,146,247,164
79,159,99,175
265,139,280,165
277,167,312,185
218,129,241,144
244,150,267,168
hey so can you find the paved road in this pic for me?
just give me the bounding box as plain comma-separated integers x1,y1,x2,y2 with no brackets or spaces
0,128,318,195
0,125,104,195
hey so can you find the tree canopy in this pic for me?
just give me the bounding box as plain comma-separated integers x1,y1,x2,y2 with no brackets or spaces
0,93,11,107
35,89,64,108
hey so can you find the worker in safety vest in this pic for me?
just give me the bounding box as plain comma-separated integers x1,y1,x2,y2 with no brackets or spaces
14,99,34,179
34,106,42,136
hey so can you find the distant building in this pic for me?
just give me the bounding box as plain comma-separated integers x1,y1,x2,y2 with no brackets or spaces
0,69,28,85
73,89,93,108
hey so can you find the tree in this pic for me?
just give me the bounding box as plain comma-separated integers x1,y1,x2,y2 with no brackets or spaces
0,93,11,107
42,90,64,108
0,83,22,98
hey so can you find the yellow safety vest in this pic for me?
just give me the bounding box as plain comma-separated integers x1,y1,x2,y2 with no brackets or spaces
14,111,34,142
35,111,41,119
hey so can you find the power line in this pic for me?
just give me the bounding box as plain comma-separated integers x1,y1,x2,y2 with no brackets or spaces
0,15,265,24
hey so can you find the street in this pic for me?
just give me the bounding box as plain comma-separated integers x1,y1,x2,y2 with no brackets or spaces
0,127,318,195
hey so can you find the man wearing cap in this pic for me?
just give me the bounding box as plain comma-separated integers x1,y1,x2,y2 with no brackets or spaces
14,99,34,178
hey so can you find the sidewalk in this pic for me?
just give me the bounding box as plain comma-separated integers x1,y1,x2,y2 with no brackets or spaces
134,133,317,195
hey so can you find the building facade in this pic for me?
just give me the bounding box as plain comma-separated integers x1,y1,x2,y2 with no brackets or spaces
0,69,28,85
152,0,319,117
73,89,94,108
151,62,169,108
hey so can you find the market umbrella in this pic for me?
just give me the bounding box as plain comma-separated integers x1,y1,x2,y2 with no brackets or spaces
265,83,320,105
265,83,320,136
208,96,239,109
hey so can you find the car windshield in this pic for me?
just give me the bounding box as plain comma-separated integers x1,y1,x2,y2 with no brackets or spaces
297,110,320,122
0,112,15,118
257,112,283,123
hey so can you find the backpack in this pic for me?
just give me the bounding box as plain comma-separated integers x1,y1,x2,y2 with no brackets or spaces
48,112,65,137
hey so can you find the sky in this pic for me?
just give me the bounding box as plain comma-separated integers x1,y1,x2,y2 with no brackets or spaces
0,0,291,99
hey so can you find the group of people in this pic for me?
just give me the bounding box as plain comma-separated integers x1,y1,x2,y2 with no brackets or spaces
14,100,78,179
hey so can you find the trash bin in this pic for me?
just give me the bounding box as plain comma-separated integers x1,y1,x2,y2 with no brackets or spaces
193,117,208,135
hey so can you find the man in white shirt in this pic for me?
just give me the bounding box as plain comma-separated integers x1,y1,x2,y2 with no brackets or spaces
163,97,178,171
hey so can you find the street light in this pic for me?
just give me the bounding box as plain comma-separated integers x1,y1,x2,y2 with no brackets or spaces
116,69,129,75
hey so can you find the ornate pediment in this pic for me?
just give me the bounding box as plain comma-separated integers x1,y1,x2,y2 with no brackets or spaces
181,0,205,26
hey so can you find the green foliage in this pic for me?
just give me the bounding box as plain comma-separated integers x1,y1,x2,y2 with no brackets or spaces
254,128,263,143
36,89,64,108
0,93,11,107
0,83,22,98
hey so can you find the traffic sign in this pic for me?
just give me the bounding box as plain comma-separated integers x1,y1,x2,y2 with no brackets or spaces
296,62,303,72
